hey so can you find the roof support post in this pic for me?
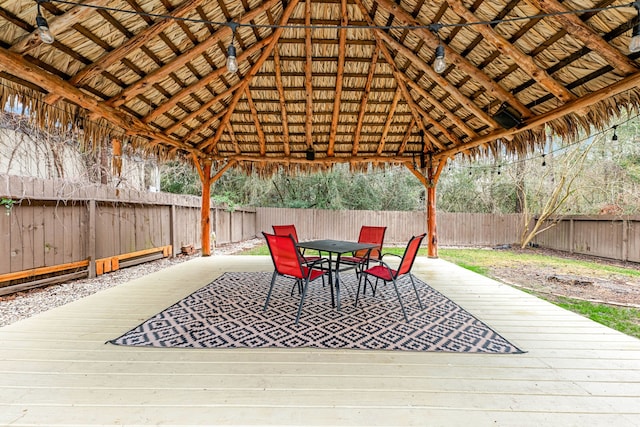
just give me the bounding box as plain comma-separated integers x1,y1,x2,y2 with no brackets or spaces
405,157,446,258
199,159,213,257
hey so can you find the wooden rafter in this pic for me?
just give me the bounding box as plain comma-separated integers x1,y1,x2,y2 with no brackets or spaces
328,0,348,157
402,77,477,138
197,0,302,153
354,0,444,151
376,31,497,129
226,123,241,154
304,0,313,149
107,0,281,108
526,0,637,75
374,0,531,118
273,47,291,156
145,35,275,124
397,118,416,155
352,46,379,155
209,154,414,165
446,0,575,103
376,87,402,155
437,71,640,159
182,108,227,143
245,86,266,155
11,0,112,55
0,46,200,156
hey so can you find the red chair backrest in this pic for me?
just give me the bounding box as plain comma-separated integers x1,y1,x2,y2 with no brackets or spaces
396,233,426,277
263,232,305,279
272,224,299,243
355,226,387,258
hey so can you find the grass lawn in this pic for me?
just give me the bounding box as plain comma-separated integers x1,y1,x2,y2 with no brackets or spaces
438,248,640,340
240,244,640,339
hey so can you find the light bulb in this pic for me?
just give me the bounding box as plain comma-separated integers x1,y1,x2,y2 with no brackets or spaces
630,30,640,53
36,14,54,44
433,45,446,74
226,44,238,73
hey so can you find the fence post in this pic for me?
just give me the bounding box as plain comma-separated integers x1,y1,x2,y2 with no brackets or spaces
622,218,629,261
569,218,574,254
170,203,177,258
88,199,96,278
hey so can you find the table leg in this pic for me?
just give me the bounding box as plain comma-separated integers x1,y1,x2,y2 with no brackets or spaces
335,254,342,311
328,252,335,308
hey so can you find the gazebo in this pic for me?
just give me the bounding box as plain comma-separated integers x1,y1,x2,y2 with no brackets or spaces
1,0,640,257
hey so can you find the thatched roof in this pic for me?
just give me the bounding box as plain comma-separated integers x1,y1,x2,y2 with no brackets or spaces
1,0,640,175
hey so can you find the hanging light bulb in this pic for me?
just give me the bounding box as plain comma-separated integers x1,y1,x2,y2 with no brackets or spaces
36,1,54,44
612,125,618,141
433,44,446,74
226,44,238,73
226,22,238,73
541,154,546,167
630,2,640,53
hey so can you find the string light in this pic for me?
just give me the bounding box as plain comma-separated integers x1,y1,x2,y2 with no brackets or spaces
612,125,618,141
226,22,238,74
35,0,54,44
541,153,546,167
38,0,640,38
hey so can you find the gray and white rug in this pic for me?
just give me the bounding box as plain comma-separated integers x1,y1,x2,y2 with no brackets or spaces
108,272,523,353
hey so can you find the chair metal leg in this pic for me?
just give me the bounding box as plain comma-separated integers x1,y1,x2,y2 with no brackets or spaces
409,274,423,309
354,271,366,307
391,277,409,322
295,276,312,324
264,271,279,311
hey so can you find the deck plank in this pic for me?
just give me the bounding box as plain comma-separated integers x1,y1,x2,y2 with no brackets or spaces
1,256,640,426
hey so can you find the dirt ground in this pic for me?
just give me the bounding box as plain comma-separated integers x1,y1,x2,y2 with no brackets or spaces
485,247,640,307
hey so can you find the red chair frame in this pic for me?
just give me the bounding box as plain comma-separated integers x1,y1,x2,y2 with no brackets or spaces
354,233,426,322
263,232,329,324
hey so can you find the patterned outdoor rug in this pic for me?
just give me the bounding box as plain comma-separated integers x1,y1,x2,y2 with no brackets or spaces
108,272,524,353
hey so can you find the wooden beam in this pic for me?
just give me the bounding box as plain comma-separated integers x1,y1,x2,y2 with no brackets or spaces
527,0,637,75
373,0,531,119
397,118,416,155
0,46,200,156
352,46,379,155
107,0,282,108
43,0,207,104
197,0,302,153
304,0,313,150
273,47,291,156
375,30,498,129
376,87,402,155
446,0,575,103
145,35,275,125
354,0,445,151
226,123,241,154
328,0,348,157
210,154,423,166
402,77,477,138
437,71,640,160
245,86,266,155
11,0,111,55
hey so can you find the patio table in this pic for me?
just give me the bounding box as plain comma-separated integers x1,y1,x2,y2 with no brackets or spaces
296,239,378,310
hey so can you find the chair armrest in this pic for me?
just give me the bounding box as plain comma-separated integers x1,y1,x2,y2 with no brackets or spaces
307,257,330,269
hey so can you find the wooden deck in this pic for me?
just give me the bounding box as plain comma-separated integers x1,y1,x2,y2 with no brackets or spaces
1,255,640,426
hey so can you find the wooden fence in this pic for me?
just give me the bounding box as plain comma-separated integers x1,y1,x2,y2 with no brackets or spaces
256,207,523,245
0,175,255,293
3,175,639,294
531,215,640,263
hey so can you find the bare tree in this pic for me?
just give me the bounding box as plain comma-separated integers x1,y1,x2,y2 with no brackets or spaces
515,136,599,248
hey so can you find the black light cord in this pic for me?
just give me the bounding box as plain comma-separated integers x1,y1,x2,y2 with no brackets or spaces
42,0,639,33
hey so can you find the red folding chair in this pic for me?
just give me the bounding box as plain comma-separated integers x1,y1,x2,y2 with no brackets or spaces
272,224,321,263
341,225,387,271
263,232,329,324
354,233,426,322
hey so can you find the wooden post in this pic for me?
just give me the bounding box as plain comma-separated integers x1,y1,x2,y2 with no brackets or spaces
427,166,438,258
404,158,446,258
88,199,96,278
200,160,212,256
